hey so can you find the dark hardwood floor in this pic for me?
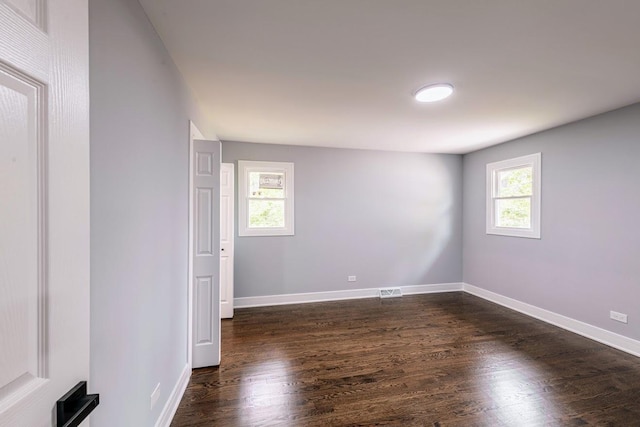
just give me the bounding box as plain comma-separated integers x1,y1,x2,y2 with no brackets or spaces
171,292,640,426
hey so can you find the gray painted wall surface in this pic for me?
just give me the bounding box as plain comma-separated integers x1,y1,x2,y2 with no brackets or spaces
90,0,210,424
463,103,640,341
222,142,463,298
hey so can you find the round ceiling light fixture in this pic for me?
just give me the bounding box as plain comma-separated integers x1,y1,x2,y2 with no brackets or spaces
414,83,454,103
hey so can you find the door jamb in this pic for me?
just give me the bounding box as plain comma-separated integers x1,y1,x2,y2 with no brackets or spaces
187,121,204,369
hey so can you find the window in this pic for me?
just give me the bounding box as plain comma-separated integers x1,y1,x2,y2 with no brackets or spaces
238,160,294,236
486,153,541,239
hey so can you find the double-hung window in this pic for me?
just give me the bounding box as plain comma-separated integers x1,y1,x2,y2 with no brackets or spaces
486,153,541,239
238,160,294,236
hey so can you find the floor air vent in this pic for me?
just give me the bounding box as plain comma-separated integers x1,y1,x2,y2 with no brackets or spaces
379,288,402,298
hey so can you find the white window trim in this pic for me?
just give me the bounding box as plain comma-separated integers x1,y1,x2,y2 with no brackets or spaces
238,160,294,237
486,153,541,239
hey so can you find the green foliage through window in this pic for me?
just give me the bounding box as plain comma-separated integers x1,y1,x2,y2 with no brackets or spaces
248,200,285,228
495,166,532,228
496,198,531,228
497,167,532,197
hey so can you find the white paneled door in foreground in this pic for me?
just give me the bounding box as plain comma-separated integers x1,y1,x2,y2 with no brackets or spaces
0,1,91,426
191,139,221,368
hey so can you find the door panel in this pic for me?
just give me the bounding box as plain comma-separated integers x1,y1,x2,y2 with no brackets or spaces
191,140,220,369
0,4,48,81
196,188,213,255
220,163,234,319
195,276,213,345
0,0,90,426
4,0,44,28
0,60,47,405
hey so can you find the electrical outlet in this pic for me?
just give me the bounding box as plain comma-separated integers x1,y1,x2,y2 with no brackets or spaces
610,311,628,324
150,383,161,410
347,276,356,282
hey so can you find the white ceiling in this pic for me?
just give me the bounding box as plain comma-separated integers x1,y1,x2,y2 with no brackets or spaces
139,0,640,154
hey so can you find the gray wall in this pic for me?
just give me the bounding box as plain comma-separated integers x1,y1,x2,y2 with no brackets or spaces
222,142,463,297
463,103,640,341
90,0,211,425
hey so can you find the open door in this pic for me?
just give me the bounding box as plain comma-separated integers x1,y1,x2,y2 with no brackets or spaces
0,1,92,425
220,163,235,319
190,138,221,368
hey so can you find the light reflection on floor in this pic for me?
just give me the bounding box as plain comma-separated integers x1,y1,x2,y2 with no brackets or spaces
477,346,562,425
239,354,293,426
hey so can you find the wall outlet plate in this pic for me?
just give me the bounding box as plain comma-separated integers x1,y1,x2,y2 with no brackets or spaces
348,276,356,282
610,311,628,324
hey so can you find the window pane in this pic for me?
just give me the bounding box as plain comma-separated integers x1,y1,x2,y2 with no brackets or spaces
497,166,532,197
248,200,285,228
496,198,531,228
249,171,285,198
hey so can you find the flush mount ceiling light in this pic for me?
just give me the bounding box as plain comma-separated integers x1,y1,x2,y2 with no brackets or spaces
414,83,454,103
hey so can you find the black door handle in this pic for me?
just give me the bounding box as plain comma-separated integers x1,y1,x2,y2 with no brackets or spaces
57,381,99,427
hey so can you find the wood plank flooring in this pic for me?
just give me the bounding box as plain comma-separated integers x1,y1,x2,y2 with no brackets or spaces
171,292,640,426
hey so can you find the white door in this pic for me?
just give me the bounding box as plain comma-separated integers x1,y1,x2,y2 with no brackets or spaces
220,163,234,319
191,139,221,368
0,1,90,426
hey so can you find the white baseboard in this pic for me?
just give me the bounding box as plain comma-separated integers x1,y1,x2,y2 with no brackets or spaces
234,282,464,308
155,363,191,427
401,283,463,295
234,281,640,358
463,283,640,357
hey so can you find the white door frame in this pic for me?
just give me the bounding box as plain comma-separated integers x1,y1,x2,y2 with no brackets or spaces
187,121,204,368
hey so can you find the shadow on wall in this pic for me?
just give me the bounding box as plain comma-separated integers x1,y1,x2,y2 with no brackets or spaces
387,155,455,285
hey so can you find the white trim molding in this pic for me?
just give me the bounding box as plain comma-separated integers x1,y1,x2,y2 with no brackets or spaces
234,282,640,358
187,120,205,369
463,283,640,357
155,363,191,427
234,283,464,308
